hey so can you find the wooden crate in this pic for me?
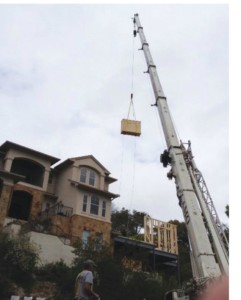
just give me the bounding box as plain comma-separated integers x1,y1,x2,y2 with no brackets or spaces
121,119,141,136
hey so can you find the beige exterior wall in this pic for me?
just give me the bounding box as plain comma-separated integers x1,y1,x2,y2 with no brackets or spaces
75,189,112,222
54,158,113,222
54,165,75,208
2,148,52,191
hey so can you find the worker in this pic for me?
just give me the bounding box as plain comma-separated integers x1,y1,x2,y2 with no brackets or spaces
74,259,100,300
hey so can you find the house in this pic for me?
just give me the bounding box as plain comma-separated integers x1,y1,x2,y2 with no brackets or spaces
0,141,119,251
0,140,178,273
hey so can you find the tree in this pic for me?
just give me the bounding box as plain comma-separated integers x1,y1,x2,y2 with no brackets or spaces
169,220,192,284
72,237,124,300
36,260,75,300
122,271,167,300
0,231,39,298
72,237,113,270
96,257,124,300
111,207,147,237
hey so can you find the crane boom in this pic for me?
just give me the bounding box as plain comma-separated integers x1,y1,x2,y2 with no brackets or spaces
133,13,228,284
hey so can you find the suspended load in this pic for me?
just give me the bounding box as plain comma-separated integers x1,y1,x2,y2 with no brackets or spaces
121,119,141,136
121,93,141,137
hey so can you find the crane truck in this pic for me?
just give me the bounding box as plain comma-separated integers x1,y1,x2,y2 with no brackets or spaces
132,14,229,300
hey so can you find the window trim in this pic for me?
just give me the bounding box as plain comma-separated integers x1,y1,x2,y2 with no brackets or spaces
79,167,97,187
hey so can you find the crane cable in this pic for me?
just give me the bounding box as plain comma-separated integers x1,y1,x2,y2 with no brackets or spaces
126,20,139,234
118,22,138,236
127,21,137,121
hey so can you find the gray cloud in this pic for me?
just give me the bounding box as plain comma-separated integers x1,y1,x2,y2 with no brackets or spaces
0,4,228,224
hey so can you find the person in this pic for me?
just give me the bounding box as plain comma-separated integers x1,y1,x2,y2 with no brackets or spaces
75,259,100,300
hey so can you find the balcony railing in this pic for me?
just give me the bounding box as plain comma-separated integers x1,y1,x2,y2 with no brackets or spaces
41,201,73,219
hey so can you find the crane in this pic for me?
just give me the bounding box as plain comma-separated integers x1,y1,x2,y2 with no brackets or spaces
132,13,229,299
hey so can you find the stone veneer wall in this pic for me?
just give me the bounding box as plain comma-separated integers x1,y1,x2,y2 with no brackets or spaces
0,184,13,228
14,184,44,219
50,214,112,245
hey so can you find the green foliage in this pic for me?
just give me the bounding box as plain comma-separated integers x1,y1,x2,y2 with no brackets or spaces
122,271,164,300
0,276,15,299
111,207,147,237
169,220,192,284
36,260,76,299
96,257,124,300
72,237,113,271
0,231,39,297
0,208,195,299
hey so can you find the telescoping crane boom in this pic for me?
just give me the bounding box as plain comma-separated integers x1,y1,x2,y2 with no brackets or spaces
133,13,228,296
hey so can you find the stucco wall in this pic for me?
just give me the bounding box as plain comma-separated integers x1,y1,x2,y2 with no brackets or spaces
3,148,52,190
2,222,76,266
54,166,77,209
29,231,76,266
4,149,52,172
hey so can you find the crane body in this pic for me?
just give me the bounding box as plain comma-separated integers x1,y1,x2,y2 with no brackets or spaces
133,13,228,298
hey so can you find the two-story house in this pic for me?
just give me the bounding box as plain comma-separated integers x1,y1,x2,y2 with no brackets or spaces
0,140,119,249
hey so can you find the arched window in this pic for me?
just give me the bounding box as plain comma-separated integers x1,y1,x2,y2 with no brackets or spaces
11,158,45,187
89,170,95,186
80,167,87,183
8,190,33,221
80,167,97,187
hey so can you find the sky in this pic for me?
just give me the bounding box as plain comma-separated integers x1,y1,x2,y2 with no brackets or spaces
0,3,229,225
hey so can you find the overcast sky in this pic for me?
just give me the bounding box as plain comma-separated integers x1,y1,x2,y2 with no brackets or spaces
0,4,229,224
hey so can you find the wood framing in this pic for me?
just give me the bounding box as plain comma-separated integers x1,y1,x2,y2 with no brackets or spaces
144,215,178,255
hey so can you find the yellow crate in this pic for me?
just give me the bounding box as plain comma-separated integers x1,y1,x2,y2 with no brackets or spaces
121,119,141,136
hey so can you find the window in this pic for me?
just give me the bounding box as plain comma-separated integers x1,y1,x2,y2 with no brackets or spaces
90,195,99,215
80,167,97,186
82,194,88,212
95,233,103,251
89,170,95,186
80,168,87,183
82,230,90,249
102,200,106,217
